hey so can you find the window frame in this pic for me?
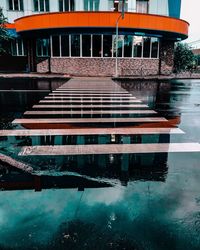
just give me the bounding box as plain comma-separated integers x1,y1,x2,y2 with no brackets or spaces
59,0,75,12
50,34,160,59
136,0,149,14
8,0,24,11
33,0,50,12
11,38,26,56
36,38,50,57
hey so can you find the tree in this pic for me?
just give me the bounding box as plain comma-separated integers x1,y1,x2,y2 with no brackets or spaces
174,43,195,72
194,54,200,66
0,8,12,55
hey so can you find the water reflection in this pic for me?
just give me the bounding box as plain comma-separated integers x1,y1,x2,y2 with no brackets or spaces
0,78,200,250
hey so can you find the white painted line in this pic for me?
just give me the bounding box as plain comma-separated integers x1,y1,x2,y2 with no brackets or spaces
39,100,142,103
56,89,129,93
0,128,184,137
33,104,149,108
24,110,157,115
19,143,200,156
0,90,50,92
12,117,168,124
45,96,137,100
52,92,132,96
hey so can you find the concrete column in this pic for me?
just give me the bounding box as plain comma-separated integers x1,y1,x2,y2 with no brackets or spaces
27,38,36,72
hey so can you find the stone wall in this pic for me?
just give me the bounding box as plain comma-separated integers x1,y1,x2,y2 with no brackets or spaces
36,58,49,73
37,57,159,76
159,40,175,75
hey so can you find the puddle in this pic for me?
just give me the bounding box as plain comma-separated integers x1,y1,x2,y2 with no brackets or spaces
0,78,200,250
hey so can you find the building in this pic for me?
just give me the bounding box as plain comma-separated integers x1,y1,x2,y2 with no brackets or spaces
1,0,189,76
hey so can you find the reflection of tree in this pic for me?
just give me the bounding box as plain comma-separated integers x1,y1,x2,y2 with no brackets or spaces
47,220,139,250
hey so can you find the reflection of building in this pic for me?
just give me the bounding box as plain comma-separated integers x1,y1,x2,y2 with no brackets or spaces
1,0,188,76
1,133,169,190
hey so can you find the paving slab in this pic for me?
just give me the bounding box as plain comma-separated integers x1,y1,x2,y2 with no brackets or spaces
19,143,200,156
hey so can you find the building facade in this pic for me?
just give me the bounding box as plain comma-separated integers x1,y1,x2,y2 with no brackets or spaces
1,0,189,76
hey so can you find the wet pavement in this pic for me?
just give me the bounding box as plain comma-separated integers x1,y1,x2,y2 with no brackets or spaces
0,78,200,250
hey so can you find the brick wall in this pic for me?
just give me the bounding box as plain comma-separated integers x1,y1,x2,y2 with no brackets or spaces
37,57,159,76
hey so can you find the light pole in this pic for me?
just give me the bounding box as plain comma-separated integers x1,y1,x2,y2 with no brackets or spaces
115,14,122,77
115,0,125,77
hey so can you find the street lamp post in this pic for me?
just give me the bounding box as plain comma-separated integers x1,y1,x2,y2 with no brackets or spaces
115,0,125,77
115,14,122,77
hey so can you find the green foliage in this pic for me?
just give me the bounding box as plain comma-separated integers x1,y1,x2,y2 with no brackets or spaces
195,54,200,66
0,8,12,55
174,43,195,72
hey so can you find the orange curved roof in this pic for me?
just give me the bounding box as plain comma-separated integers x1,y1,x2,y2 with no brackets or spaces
14,12,189,39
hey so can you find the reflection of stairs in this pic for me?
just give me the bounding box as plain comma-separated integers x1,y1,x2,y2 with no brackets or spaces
1,77,200,189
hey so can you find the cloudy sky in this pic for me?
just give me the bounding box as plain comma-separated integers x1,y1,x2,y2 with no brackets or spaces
181,0,200,45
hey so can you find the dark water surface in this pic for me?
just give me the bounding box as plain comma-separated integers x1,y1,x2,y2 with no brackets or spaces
0,78,200,250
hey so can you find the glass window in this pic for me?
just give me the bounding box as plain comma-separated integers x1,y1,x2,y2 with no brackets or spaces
84,0,100,11
36,38,49,57
59,0,63,11
113,35,123,57
40,0,45,11
118,0,128,12
136,0,149,13
71,34,80,57
33,0,49,12
108,0,114,11
143,37,151,58
61,35,69,57
82,35,91,57
70,0,75,10
103,35,112,57
151,38,159,58
92,35,102,57
11,39,25,56
133,36,142,58
59,0,75,11
17,39,23,55
8,0,24,11
11,40,17,56
45,0,49,11
34,0,39,11
52,36,60,57
124,35,133,57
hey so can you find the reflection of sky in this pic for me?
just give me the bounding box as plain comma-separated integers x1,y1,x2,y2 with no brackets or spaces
0,152,200,250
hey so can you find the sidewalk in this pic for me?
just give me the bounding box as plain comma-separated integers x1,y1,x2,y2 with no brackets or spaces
0,72,200,80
